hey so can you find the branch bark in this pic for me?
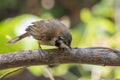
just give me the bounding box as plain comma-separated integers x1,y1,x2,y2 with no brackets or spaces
0,47,120,70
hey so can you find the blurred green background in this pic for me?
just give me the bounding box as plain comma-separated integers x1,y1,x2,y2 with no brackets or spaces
0,0,119,80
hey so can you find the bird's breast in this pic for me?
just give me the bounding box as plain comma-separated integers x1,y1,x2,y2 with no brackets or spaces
38,37,57,46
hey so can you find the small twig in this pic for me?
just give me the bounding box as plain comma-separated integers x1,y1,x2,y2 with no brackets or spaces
44,68,55,80
0,66,26,80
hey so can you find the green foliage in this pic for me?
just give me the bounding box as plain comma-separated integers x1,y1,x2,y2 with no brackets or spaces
0,14,40,53
0,68,23,78
78,8,115,47
92,0,114,18
51,64,70,76
0,0,118,79
27,66,44,76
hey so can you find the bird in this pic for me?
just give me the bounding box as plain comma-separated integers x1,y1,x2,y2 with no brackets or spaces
7,19,72,52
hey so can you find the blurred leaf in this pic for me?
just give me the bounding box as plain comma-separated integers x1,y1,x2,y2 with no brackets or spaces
0,68,23,78
0,14,40,53
79,7,115,47
115,67,120,78
27,66,44,76
40,11,53,19
51,64,70,76
95,18,115,34
101,67,113,78
71,23,86,47
92,0,114,18
80,8,92,23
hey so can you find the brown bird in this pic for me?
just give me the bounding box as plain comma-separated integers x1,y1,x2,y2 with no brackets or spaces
8,19,72,51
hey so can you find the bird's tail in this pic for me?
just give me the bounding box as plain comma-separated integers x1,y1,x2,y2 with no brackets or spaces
7,32,29,44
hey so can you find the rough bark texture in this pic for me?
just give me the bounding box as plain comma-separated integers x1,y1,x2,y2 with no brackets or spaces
0,47,120,70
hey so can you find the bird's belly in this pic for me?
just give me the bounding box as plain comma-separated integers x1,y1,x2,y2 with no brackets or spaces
38,40,55,46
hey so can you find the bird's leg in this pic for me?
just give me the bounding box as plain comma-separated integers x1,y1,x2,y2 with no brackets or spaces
38,43,45,58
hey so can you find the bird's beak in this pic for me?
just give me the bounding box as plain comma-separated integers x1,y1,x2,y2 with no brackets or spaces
60,41,69,48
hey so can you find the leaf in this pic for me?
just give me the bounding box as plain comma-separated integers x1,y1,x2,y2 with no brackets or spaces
27,66,44,76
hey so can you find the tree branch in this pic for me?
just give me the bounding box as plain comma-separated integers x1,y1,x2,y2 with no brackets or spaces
0,47,120,70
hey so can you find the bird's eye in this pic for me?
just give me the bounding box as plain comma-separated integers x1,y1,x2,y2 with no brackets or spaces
59,36,64,40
